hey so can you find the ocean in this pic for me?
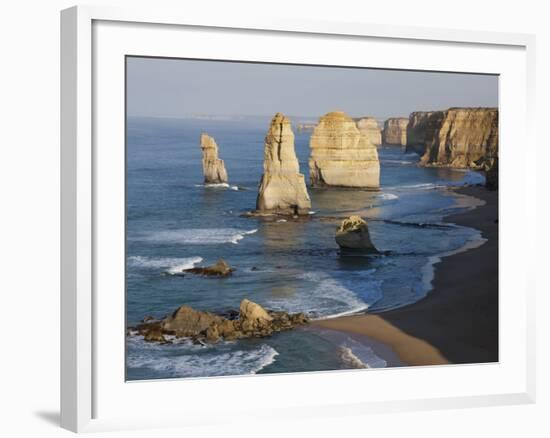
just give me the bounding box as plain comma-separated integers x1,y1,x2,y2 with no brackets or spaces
126,116,485,380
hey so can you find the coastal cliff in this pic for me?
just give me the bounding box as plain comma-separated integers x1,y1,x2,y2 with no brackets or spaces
256,113,311,215
382,118,408,146
355,117,382,146
419,108,498,169
405,111,444,155
309,111,380,188
485,157,498,189
200,133,228,184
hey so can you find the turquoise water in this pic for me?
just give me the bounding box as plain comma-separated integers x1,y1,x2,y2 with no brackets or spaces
126,116,485,380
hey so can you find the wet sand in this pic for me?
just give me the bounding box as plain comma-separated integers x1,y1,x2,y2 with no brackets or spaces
315,185,499,366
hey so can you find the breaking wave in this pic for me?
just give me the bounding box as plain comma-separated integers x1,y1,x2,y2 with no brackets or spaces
338,346,368,369
136,228,257,245
382,159,415,165
377,193,399,201
127,256,203,274
194,183,230,188
266,270,381,320
126,336,278,378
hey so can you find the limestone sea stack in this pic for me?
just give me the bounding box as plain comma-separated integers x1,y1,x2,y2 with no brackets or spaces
335,215,378,253
309,111,380,188
355,117,382,146
200,133,228,184
382,118,409,146
419,108,498,169
405,111,444,155
255,113,311,215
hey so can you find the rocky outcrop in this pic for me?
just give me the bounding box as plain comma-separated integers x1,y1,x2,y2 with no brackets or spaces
309,111,380,188
255,113,311,215
419,108,498,169
335,215,378,253
183,259,234,277
405,111,444,155
200,133,228,184
132,299,309,344
355,117,382,146
485,157,498,189
382,118,408,146
161,306,223,337
239,298,275,334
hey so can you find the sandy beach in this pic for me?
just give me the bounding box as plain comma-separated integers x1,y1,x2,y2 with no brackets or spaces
315,185,499,366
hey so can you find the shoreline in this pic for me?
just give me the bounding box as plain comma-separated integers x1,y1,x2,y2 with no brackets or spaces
314,185,499,366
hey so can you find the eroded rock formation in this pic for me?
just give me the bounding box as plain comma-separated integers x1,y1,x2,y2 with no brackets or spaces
419,108,498,169
309,111,380,188
335,215,378,253
200,133,228,184
183,259,234,277
406,111,444,155
355,117,382,146
132,299,309,344
255,113,311,215
485,157,498,189
161,306,223,337
382,118,408,146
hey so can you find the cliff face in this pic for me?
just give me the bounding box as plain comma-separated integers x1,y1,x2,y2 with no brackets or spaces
406,111,444,155
485,157,498,189
309,111,380,188
382,118,409,146
256,113,311,215
355,117,382,146
200,133,228,184
419,108,498,169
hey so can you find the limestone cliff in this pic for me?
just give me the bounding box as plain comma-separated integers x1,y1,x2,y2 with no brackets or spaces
485,157,498,189
419,108,498,169
355,117,382,146
309,111,380,188
382,118,408,146
405,111,444,155
200,133,228,184
256,113,311,215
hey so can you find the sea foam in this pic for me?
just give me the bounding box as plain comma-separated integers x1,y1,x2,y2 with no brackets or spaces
377,193,399,201
339,337,387,369
127,337,278,378
266,270,380,320
316,329,387,369
338,346,368,369
381,159,414,165
202,183,230,188
127,256,203,274
137,228,257,245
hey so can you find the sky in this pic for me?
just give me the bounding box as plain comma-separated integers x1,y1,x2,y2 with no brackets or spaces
126,57,498,121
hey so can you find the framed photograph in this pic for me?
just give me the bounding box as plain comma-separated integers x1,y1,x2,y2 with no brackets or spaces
61,5,536,433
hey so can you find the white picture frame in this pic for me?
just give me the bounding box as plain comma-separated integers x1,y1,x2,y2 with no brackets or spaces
60,4,536,433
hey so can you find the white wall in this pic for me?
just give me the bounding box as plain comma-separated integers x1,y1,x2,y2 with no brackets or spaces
0,0,547,437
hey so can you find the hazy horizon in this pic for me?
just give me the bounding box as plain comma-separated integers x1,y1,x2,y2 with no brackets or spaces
127,57,498,121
